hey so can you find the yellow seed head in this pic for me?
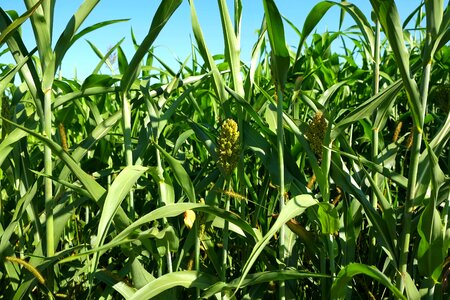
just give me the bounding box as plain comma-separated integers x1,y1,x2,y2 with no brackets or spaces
217,118,240,176
306,111,327,158
5,256,45,285
59,122,69,152
406,127,414,150
392,121,403,143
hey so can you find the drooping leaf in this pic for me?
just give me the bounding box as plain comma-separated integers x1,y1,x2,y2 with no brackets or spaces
331,263,406,300
203,270,329,298
128,271,217,300
81,74,119,90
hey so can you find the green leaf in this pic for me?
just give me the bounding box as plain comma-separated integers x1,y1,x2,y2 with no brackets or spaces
1,117,106,201
369,0,422,129
128,271,217,300
294,1,375,65
91,165,148,275
72,19,129,49
332,80,403,139
187,0,227,103
154,143,196,203
57,111,122,183
417,204,444,280
54,0,103,67
94,269,136,298
81,74,119,90
117,45,129,75
331,263,406,300
317,202,339,235
331,152,397,265
416,139,446,280
234,195,318,293
121,0,182,93
403,271,421,300
0,43,36,98
262,0,290,88
217,0,244,96
296,1,334,57
55,203,258,264
0,179,39,258
130,258,156,289
0,8,44,120
203,270,329,298
93,166,148,249
154,225,179,256
0,126,29,166
0,1,43,47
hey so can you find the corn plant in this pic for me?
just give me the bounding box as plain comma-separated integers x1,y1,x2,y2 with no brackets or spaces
0,0,449,299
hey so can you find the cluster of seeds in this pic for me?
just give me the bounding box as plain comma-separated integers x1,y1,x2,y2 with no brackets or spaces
306,111,327,159
217,118,240,176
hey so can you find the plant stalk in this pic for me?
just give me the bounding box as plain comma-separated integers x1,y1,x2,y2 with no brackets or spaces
44,88,54,257
222,180,232,285
396,60,431,292
370,16,381,266
276,87,286,300
371,14,381,210
195,219,201,299
122,94,135,220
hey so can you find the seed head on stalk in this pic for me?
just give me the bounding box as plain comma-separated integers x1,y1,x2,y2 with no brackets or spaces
306,111,328,159
217,118,240,177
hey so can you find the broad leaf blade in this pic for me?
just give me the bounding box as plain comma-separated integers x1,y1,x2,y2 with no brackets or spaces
129,271,217,300
331,263,406,300
262,0,290,88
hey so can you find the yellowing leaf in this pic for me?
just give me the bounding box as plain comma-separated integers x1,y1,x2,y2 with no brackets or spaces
184,210,196,229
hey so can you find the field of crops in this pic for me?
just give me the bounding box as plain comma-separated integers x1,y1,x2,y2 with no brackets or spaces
0,0,449,299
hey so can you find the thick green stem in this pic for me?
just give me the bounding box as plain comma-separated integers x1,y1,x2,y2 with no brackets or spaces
195,220,201,298
276,88,286,300
371,16,381,207
122,94,135,219
44,88,54,257
370,17,381,266
166,240,173,273
155,147,173,273
221,196,230,282
328,235,335,277
221,180,232,283
396,61,431,291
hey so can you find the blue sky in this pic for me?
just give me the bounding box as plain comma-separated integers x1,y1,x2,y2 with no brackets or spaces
2,0,422,80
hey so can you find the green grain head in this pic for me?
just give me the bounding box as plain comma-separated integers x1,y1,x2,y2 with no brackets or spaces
217,118,240,176
306,111,327,159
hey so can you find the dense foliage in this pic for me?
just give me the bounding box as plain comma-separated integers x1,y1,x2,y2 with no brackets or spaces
0,0,449,299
